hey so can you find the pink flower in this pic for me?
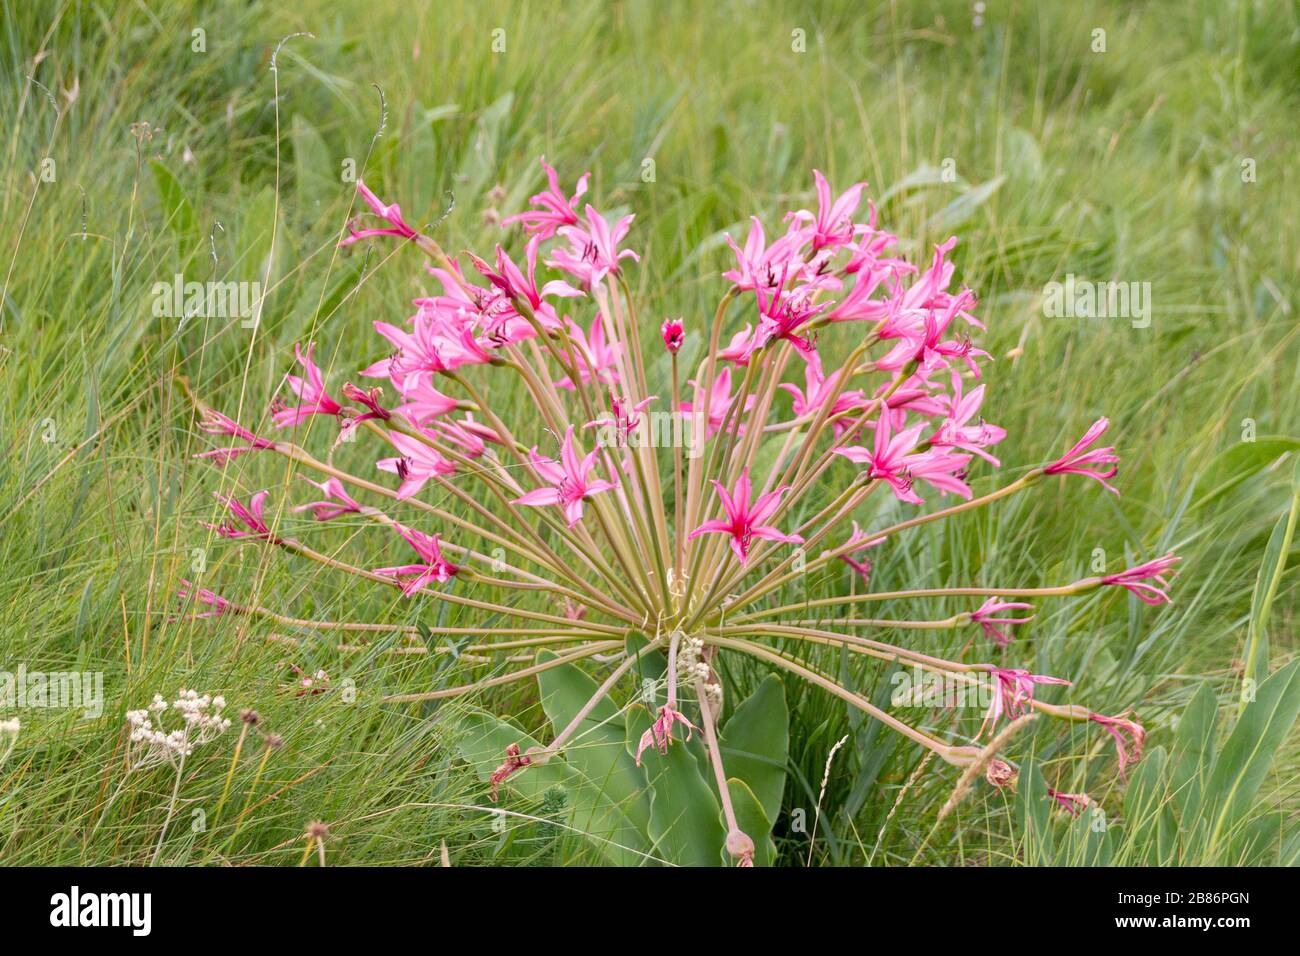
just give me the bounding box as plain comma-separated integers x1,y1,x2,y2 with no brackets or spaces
1089,711,1145,776
292,477,363,521
821,520,882,585
555,314,621,390
204,491,279,542
661,317,684,353
833,417,972,505
722,216,810,292
687,468,804,566
1100,554,1179,606
341,179,418,246
377,431,456,499
970,597,1035,647
547,204,639,288
680,367,755,438
195,408,274,464
930,372,1006,466
374,523,459,596
790,169,865,251
502,157,589,239
513,425,617,527
634,705,699,766
983,667,1071,729
391,379,459,427
176,580,233,618
1047,789,1091,816
778,350,870,434
469,235,584,313
1044,418,1120,495
747,278,825,359
272,343,343,428
489,743,531,801
341,382,391,422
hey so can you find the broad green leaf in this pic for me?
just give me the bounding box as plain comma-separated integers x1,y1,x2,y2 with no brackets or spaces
724,778,777,867
454,92,513,203
626,703,722,866
150,160,199,261
925,175,1005,233
455,710,645,866
1240,497,1298,703
1013,755,1052,864
1205,660,1300,847
1171,683,1218,820
1192,437,1300,508
536,650,652,833
718,674,788,825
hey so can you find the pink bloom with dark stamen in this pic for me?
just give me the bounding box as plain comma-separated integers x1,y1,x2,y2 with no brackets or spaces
722,217,810,293
931,371,1006,466
502,157,589,239
1044,418,1120,496
833,416,972,505
970,597,1036,647
982,667,1071,730
547,204,639,288
1089,711,1146,776
374,523,459,596
1100,554,1179,606
340,179,419,246
790,169,866,251
687,468,803,566
513,425,617,527
273,343,343,428
377,431,456,499
292,477,363,521
661,317,684,353
634,705,699,766
204,491,279,542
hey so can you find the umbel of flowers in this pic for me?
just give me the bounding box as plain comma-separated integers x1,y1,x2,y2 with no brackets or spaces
185,160,1175,865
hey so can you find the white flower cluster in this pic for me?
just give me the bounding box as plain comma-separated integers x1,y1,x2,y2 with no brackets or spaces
126,690,231,768
0,718,18,735
677,636,722,705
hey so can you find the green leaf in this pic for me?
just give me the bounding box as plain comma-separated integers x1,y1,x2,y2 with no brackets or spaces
724,778,777,867
1206,660,1300,847
1192,438,1300,508
925,175,1005,233
1012,755,1053,864
718,675,788,825
150,160,199,261
454,709,645,866
1171,684,1218,821
1241,496,1299,702
536,650,651,833
626,703,723,866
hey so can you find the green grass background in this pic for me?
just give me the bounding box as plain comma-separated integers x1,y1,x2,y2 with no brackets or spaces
0,0,1296,865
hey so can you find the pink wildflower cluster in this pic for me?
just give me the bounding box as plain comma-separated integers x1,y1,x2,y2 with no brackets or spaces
185,162,1180,863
